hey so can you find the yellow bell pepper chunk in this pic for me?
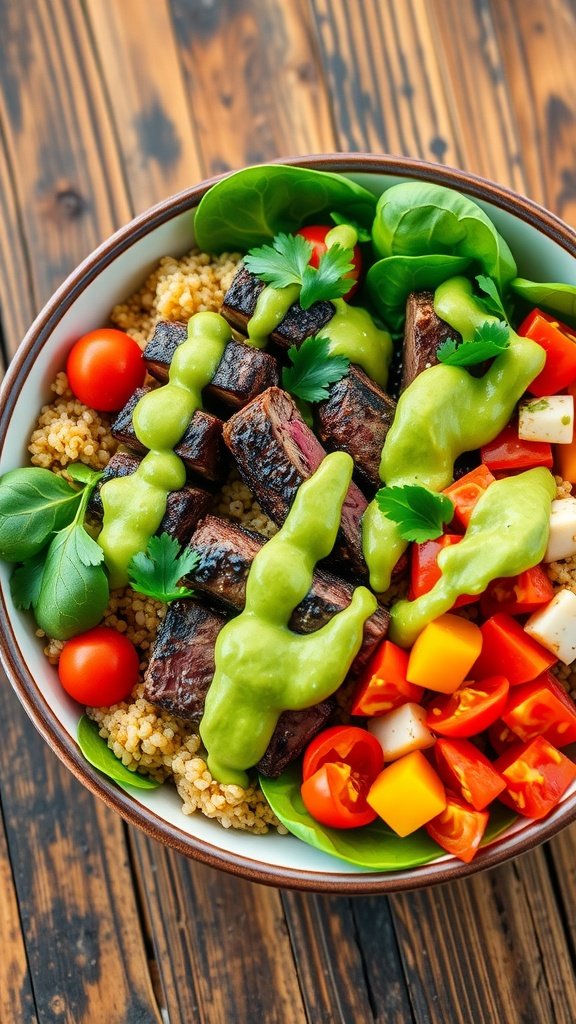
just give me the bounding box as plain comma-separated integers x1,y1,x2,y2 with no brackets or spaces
406,613,482,694
367,750,446,837
556,383,576,484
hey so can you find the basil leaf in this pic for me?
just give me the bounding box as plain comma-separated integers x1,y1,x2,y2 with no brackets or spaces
10,550,46,610
77,716,160,790
0,467,82,562
34,524,109,639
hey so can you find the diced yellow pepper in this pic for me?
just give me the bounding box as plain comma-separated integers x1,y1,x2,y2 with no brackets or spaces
556,384,576,483
367,750,446,837
406,613,482,694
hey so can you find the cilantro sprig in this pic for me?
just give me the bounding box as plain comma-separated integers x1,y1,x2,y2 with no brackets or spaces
128,533,199,603
282,335,350,402
244,232,355,310
437,320,510,367
375,485,454,543
475,274,508,321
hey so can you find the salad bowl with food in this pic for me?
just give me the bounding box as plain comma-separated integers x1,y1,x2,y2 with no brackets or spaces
1,154,576,893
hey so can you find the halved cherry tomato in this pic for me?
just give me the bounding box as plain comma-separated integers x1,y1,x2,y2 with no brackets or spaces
409,534,478,608
501,671,576,748
443,465,495,529
518,308,576,396
480,422,553,472
350,641,423,716
425,794,489,863
495,735,576,818
302,725,383,781
426,676,510,738
58,626,140,706
472,613,557,685
479,565,554,617
434,738,506,810
296,224,362,300
301,726,384,829
66,328,145,412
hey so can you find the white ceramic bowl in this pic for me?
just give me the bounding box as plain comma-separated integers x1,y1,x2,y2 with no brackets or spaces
1,155,575,892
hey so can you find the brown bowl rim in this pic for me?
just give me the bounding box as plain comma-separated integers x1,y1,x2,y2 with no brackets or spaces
1,152,575,893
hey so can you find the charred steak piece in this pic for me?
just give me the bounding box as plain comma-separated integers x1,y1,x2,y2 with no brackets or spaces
143,320,280,407
144,598,334,777
316,365,396,492
185,514,389,671
221,263,333,348
401,291,460,392
111,387,225,482
223,387,369,578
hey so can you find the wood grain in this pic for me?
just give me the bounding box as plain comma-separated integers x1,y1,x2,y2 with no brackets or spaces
0,804,37,1024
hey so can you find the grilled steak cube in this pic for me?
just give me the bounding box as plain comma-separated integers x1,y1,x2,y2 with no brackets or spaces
223,387,368,578
221,263,333,348
144,320,280,407
111,387,225,482
316,365,396,491
185,514,389,670
401,291,459,391
256,702,334,778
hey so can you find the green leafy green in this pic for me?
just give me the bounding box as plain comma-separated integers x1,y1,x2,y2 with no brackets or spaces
375,484,454,542
282,336,350,402
437,320,510,366
366,253,473,336
193,165,377,252
10,550,46,610
128,532,199,602
65,462,103,486
476,274,508,320
77,716,160,790
34,523,109,639
244,232,312,288
510,277,576,325
0,467,84,562
299,243,355,308
330,211,371,242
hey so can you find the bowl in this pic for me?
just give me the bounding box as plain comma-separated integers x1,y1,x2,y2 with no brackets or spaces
1,154,575,893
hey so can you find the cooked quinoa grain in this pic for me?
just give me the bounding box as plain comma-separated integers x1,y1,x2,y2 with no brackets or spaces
28,373,116,473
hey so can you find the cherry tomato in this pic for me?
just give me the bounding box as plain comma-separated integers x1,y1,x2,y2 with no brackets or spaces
58,626,140,707
350,640,423,717
66,328,145,412
302,724,383,781
296,225,362,299
495,735,576,818
301,725,384,829
434,738,506,810
426,676,510,739
425,793,489,863
501,671,576,748
442,464,495,529
409,534,478,608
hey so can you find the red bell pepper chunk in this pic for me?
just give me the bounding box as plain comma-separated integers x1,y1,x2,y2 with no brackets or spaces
409,534,478,608
434,738,507,810
481,422,553,472
472,613,557,685
479,564,554,617
501,671,576,748
443,465,495,529
425,794,489,863
518,308,576,396
350,640,423,716
495,735,576,818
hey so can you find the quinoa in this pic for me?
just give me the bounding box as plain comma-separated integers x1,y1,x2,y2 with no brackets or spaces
28,372,116,473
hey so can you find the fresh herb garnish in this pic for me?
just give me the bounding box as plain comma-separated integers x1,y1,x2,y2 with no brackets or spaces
0,467,85,563
375,485,454,542
476,275,509,321
245,233,355,310
77,716,160,790
128,533,199,603
437,320,510,367
10,549,46,610
282,335,350,402
330,211,371,242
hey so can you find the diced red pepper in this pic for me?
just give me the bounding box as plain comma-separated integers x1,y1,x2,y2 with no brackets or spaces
350,640,423,716
409,534,478,608
479,565,554,617
518,308,576,396
501,671,576,748
443,465,495,529
481,422,553,472
434,738,507,810
495,735,576,818
472,613,557,685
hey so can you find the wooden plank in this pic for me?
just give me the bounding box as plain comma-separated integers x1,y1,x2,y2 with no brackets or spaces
169,0,336,174
0,803,37,1024
547,829,576,955
130,831,307,1024
0,121,37,361
85,0,204,212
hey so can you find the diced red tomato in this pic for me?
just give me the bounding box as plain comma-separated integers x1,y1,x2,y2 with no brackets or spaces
495,735,576,818
488,720,520,755
434,738,507,810
518,308,576,396
479,565,554,617
296,224,362,300
300,725,384,829
425,793,489,863
443,465,495,529
501,671,576,748
409,535,478,608
481,422,553,472
472,613,557,685
426,676,510,739
350,641,423,716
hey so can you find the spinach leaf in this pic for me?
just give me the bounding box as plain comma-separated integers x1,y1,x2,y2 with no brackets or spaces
259,764,517,870
510,277,576,325
77,716,160,790
366,253,473,335
34,523,109,639
194,165,377,252
0,468,83,562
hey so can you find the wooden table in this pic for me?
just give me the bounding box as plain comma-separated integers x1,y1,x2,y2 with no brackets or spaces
1,2,576,1021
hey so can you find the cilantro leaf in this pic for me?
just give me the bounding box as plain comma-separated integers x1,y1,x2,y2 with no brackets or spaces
437,320,510,367
10,550,46,610
282,335,350,402
375,485,454,542
476,275,508,321
330,211,371,243
128,533,199,603
300,243,355,309
244,233,312,289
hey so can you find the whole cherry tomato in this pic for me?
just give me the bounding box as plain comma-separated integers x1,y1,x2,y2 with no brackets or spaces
296,225,362,299
58,626,140,706
66,328,145,412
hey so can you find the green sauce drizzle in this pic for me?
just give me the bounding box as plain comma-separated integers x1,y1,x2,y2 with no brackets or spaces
390,468,556,647
199,452,378,787
362,277,546,593
98,312,231,588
